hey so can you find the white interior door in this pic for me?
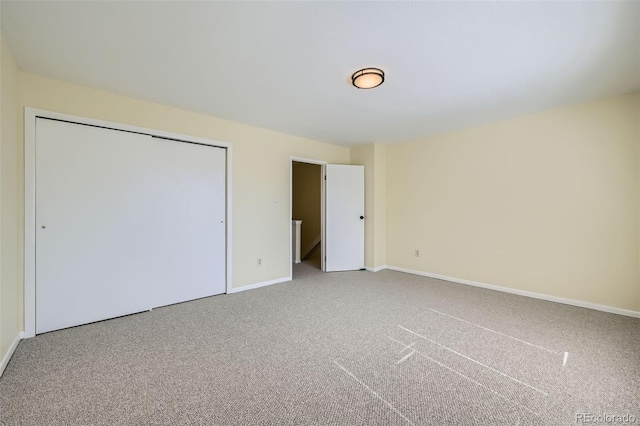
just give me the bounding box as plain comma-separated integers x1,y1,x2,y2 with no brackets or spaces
325,164,365,272
36,119,155,333
149,138,226,308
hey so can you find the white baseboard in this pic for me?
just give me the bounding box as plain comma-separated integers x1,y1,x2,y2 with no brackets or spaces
366,265,388,272
301,234,321,260
228,276,291,294
386,266,640,319
0,332,24,377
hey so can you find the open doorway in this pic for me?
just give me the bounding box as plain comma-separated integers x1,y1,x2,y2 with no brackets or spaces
291,160,323,273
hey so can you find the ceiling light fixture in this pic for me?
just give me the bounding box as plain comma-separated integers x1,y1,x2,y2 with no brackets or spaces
351,68,384,89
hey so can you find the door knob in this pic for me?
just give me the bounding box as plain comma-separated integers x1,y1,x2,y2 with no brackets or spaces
360,216,364,220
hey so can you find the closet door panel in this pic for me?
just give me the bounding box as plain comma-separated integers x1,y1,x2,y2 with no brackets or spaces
35,119,154,334
149,138,226,308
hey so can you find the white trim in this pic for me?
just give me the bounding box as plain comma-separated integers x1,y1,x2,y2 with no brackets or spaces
290,156,327,166
228,276,291,294
225,145,234,296
365,265,388,272
321,163,326,272
24,109,37,338
0,332,24,377
290,156,327,276
289,161,293,278
23,107,234,338
386,266,640,319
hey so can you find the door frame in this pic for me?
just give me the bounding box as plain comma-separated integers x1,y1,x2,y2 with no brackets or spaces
290,157,326,275
23,107,233,338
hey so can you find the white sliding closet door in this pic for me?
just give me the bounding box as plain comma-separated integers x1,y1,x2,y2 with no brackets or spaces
36,119,155,333
35,119,227,334
149,138,226,308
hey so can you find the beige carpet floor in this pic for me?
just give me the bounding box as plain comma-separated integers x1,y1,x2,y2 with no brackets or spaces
1,264,638,425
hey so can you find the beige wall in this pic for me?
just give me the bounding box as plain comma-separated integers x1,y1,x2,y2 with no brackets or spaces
350,143,386,269
1,36,21,362
373,143,386,268
292,162,322,257
387,93,640,311
17,72,349,298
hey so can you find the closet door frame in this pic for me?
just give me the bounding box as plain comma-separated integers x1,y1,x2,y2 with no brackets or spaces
23,107,233,338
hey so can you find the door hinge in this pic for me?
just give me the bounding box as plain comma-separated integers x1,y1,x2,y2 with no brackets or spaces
324,175,326,180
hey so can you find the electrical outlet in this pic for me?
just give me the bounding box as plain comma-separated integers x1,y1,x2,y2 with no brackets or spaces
415,249,420,257
257,258,262,266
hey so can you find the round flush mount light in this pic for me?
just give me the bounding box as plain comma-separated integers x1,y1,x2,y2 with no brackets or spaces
351,68,385,89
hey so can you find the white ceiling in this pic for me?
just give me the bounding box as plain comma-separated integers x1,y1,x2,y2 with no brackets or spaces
2,1,638,146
